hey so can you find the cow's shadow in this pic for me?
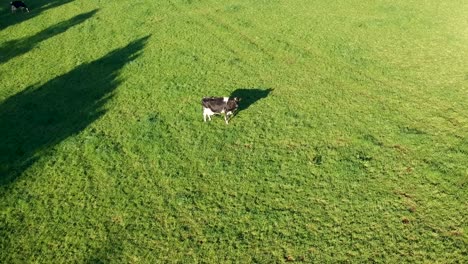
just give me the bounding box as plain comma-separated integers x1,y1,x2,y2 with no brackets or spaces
230,88,273,114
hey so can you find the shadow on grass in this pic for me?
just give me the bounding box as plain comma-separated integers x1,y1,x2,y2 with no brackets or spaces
0,0,74,31
0,9,98,64
230,88,273,114
0,36,150,185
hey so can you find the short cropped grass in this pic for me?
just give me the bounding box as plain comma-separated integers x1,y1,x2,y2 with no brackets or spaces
1,0,467,262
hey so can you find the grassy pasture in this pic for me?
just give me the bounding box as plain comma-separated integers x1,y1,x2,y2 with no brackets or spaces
0,0,467,262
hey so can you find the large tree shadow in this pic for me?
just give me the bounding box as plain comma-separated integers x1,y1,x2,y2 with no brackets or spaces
0,0,74,31
0,36,150,185
0,9,98,64
230,88,273,114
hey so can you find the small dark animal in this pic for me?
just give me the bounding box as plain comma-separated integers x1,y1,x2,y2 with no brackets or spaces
202,97,240,124
10,1,29,13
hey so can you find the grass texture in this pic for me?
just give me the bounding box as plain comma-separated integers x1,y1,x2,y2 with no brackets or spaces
0,0,467,262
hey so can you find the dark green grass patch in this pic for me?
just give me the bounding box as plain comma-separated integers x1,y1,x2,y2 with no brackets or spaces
1,0,467,262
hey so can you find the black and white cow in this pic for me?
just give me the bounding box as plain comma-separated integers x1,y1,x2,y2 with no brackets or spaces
10,1,29,13
202,97,240,124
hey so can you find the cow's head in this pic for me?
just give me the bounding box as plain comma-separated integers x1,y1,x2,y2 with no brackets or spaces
226,97,240,111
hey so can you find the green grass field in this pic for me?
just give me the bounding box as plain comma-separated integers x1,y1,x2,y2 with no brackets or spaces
1,0,467,262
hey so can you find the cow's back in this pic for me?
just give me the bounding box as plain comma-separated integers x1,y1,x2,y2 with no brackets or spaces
202,97,226,112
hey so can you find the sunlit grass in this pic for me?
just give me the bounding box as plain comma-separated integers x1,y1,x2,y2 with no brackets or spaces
1,0,467,262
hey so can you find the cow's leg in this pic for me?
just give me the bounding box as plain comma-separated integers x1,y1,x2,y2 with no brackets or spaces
225,111,233,124
203,107,208,122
